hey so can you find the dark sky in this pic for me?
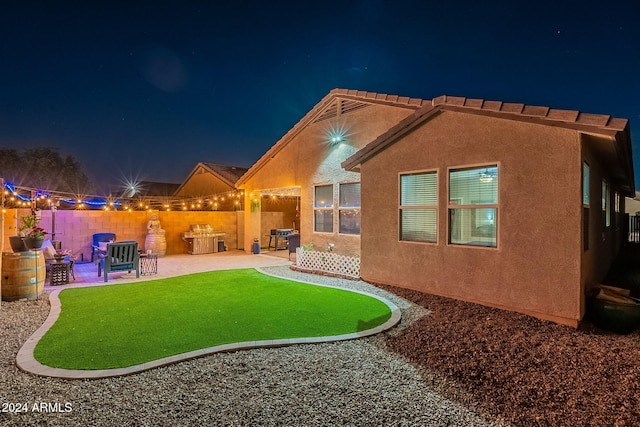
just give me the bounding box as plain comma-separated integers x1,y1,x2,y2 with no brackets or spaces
1,1,639,193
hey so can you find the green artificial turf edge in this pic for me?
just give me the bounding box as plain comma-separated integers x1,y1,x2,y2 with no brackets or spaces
34,269,392,370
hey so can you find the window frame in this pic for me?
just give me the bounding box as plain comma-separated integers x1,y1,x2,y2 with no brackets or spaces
447,163,499,248
313,184,334,233
398,169,439,244
602,179,611,228
582,161,590,251
338,182,361,235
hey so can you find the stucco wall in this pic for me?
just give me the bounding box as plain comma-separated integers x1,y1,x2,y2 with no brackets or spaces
242,101,417,256
359,111,584,326
580,136,629,309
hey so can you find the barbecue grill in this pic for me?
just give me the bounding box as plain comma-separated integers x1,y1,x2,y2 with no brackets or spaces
181,224,226,254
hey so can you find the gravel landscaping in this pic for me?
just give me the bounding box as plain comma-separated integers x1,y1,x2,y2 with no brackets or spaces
3,263,639,426
379,285,640,426
0,266,504,427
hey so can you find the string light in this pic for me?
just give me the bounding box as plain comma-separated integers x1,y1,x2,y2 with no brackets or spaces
0,181,295,212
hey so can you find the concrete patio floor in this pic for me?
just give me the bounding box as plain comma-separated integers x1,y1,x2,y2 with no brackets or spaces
46,249,293,289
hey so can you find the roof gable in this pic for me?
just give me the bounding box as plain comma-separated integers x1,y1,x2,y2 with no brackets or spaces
175,162,249,195
236,88,430,186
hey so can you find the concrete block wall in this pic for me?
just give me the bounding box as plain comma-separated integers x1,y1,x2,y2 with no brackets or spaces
1,208,303,260
3,209,241,261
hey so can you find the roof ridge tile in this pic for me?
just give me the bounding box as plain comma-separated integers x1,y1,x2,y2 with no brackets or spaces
576,113,611,127
521,105,550,117
500,103,525,113
464,98,484,109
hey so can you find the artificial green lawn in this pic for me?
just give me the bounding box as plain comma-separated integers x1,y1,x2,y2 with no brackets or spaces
34,268,392,370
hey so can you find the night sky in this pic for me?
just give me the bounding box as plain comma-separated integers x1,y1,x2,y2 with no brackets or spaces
1,1,639,193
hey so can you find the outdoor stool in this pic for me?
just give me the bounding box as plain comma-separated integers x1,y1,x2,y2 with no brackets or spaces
139,253,158,275
49,260,73,285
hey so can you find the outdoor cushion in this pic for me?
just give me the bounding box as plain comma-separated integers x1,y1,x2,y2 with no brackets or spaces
42,239,57,260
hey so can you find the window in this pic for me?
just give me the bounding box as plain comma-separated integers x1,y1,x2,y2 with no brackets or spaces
339,183,361,234
583,162,590,251
583,162,590,205
399,172,437,242
602,179,610,228
314,185,333,232
448,165,498,247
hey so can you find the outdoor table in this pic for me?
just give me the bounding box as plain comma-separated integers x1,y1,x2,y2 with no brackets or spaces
139,253,158,275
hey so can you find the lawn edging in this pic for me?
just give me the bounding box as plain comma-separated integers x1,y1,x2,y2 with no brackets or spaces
16,268,401,379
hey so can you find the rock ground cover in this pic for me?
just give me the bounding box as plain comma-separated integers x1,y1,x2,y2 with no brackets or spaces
381,284,640,426
0,267,503,427
3,261,639,426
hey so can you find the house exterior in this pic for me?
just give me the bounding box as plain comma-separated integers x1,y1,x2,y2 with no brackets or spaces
341,95,635,327
175,162,248,199
626,191,640,215
236,89,431,256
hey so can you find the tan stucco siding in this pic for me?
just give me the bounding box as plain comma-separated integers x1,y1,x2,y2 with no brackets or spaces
242,102,417,255
176,170,235,197
359,111,583,325
580,136,629,313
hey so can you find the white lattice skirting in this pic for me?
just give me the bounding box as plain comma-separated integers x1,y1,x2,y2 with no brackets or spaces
295,248,360,279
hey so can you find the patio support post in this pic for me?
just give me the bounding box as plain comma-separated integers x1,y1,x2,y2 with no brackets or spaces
244,190,262,254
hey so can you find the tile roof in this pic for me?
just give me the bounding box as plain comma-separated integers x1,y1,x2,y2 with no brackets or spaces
430,95,628,132
201,163,248,186
342,94,634,195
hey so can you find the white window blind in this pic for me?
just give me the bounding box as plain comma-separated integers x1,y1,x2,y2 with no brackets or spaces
314,185,333,232
399,172,437,242
448,166,498,247
339,183,360,234
583,162,590,205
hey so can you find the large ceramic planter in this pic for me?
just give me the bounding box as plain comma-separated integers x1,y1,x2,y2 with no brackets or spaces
587,296,640,334
9,236,28,252
23,237,44,250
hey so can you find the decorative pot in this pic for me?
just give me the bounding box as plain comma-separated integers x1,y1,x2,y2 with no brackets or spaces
9,236,28,252
24,237,45,250
587,296,640,334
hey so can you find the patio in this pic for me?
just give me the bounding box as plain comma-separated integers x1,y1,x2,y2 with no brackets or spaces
45,250,292,288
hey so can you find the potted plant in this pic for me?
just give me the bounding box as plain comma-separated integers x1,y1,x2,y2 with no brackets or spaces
18,210,48,250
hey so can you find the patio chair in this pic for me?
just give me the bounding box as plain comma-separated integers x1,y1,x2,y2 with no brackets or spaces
92,233,116,262
287,233,300,260
98,241,140,282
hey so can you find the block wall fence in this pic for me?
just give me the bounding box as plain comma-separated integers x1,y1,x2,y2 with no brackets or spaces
2,209,286,261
